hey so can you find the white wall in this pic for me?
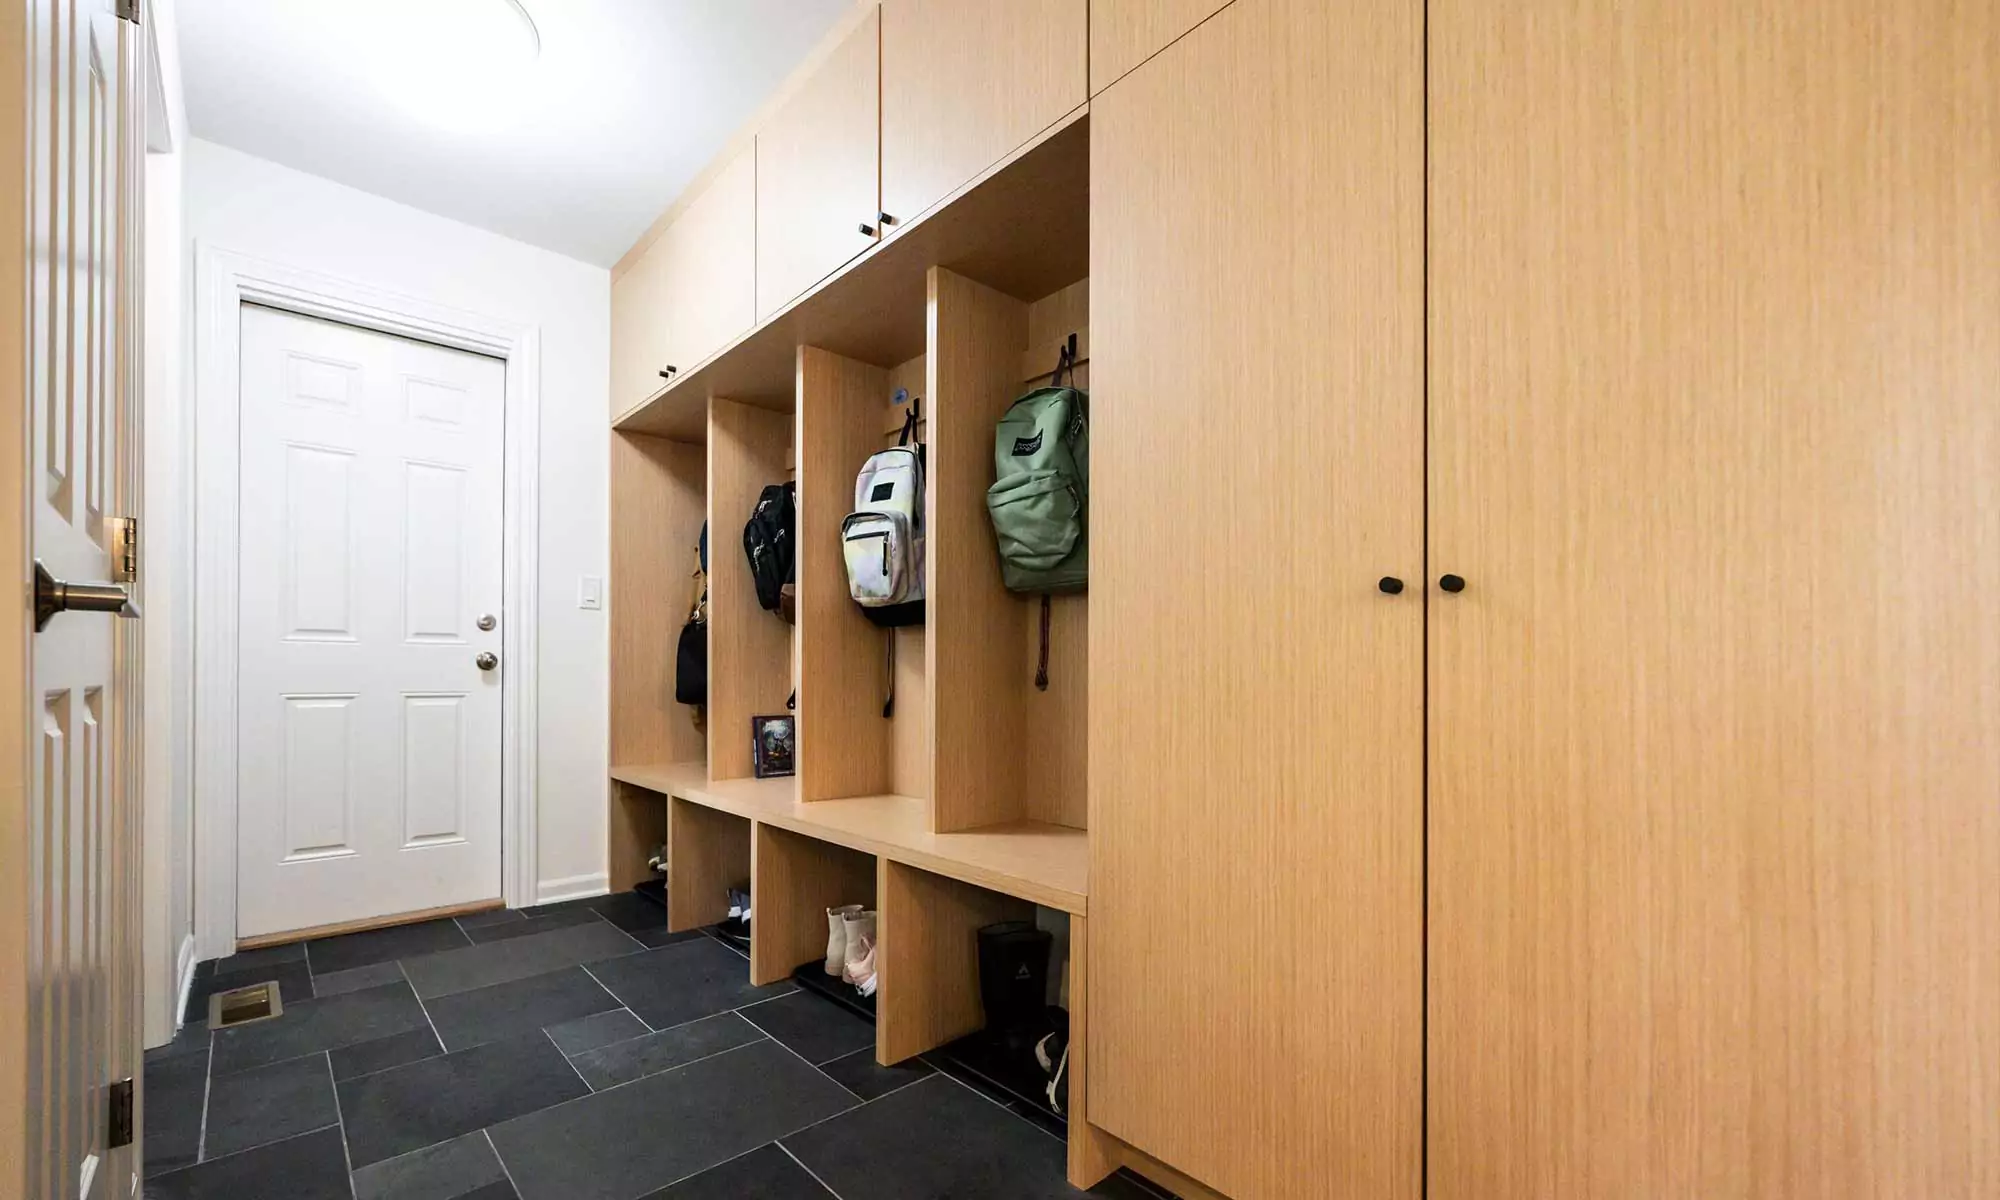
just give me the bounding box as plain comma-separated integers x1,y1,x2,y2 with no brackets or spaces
142,0,195,1050
180,139,612,916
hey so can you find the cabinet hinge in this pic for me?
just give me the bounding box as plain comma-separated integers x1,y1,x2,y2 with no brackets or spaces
116,0,140,22
106,516,139,584
106,1078,134,1149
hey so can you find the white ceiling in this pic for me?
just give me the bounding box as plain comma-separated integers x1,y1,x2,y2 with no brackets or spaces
178,0,854,267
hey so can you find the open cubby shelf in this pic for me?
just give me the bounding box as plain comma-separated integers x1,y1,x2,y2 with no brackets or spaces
607,113,1108,1190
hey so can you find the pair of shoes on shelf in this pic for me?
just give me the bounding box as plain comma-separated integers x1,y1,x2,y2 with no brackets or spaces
824,905,878,999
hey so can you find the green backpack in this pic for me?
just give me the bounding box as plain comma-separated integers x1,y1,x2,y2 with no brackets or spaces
987,344,1088,596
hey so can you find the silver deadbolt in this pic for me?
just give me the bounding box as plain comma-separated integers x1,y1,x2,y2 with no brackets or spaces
476,613,497,632
476,651,499,671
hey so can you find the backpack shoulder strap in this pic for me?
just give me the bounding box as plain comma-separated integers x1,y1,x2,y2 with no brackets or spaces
687,543,707,623
1053,333,1077,388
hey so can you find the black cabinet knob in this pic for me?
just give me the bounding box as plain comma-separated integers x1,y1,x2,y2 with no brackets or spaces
1378,576,1404,595
877,211,897,227
658,366,678,380
1439,574,1466,593
859,221,878,237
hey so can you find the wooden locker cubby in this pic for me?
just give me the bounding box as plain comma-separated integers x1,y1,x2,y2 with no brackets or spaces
608,429,706,888
606,110,1110,1193
925,268,1090,833
705,396,796,783
749,822,877,987
664,797,751,934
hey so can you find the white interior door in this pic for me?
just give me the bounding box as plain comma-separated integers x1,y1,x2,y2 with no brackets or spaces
23,1,143,1195
235,305,505,939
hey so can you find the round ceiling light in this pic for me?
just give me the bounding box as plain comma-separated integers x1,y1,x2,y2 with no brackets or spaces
339,0,543,134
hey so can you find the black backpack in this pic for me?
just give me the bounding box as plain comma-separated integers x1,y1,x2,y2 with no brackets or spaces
742,483,795,616
674,523,707,706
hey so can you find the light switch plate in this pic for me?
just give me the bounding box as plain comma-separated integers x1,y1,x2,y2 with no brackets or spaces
578,576,603,610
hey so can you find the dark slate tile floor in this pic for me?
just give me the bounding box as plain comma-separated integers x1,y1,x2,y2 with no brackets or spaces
143,893,1172,1200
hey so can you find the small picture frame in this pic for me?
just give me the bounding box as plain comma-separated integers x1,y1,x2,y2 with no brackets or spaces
750,714,796,779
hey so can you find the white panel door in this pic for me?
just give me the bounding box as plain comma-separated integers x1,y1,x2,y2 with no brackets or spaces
20,1,144,1194
236,305,504,939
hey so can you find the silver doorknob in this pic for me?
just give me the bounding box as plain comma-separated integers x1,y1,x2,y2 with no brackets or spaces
34,560,141,631
476,651,499,671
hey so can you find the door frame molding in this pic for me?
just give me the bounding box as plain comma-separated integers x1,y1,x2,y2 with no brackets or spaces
192,243,541,958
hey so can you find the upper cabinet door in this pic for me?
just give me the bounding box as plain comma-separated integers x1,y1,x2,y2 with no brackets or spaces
756,7,881,321
1088,0,1424,1196
1089,0,1232,94
660,144,756,376
610,233,673,419
880,0,1086,225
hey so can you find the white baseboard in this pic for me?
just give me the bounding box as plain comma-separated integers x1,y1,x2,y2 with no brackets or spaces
535,872,610,906
174,933,198,1031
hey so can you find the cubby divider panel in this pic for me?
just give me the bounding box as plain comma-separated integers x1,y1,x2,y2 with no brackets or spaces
795,346,898,801
749,821,878,987
666,797,752,934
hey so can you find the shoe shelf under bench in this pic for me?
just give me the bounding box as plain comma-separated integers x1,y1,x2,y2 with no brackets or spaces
610,762,1087,915
613,764,1108,1187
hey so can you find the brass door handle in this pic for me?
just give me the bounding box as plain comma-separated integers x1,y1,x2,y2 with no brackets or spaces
34,560,140,631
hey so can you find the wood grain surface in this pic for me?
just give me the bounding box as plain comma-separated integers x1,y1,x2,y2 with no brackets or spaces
796,348,895,801
881,0,1086,225
1088,0,1425,1195
755,7,880,321
927,269,1035,832
1428,2,2000,1196
1088,0,1232,95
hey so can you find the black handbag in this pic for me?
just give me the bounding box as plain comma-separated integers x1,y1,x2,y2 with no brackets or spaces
674,618,706,706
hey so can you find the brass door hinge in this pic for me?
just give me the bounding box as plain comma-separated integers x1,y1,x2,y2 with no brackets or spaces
116,0,140,23
106,516,138,584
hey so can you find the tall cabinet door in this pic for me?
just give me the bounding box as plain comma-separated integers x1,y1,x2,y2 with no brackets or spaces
1428,3,2000,1198
1088,1,1424,1197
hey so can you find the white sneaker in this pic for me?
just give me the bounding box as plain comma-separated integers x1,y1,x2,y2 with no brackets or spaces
825,904,863,975
841,910,877,990
853,940,878,999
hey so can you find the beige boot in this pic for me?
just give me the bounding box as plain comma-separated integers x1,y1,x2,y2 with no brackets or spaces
824,904,863,975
